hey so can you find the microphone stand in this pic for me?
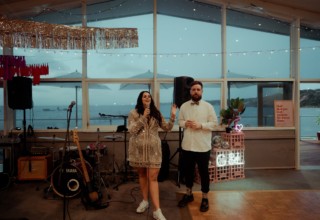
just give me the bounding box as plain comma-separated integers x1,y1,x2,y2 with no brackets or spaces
60,105,73,220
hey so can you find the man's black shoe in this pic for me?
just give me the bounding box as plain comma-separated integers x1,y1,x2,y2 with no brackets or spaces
200,198,209,212
178,194,194,207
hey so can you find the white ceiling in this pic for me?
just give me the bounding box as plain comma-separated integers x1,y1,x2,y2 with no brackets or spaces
0,0,320,28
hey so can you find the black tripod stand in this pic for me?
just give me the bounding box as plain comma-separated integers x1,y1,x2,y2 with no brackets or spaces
169,127,184,187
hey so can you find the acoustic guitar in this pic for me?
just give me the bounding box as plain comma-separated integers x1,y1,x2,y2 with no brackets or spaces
72,129,99,203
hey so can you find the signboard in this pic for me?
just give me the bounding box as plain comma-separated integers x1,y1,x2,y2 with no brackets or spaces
274,100,294,127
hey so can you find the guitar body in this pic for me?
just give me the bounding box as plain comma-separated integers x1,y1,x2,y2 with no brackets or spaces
72,129,101,205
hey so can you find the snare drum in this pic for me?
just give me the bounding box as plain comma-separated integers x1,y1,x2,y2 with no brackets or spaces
51,159,92,198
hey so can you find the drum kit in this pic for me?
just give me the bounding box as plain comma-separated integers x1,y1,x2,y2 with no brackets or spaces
42,131,111,205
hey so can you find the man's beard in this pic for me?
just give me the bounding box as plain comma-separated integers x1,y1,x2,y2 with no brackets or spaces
191,94,202,102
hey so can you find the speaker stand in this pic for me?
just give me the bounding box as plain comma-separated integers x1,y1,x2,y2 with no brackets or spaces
169,127,184,187
22,109,28,155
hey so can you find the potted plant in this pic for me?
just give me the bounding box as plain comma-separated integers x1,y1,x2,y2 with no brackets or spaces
220,97,246,133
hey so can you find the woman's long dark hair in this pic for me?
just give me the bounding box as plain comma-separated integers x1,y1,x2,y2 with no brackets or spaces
135,91,162,127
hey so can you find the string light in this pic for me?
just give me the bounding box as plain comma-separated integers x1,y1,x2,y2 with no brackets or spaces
7,45,319,59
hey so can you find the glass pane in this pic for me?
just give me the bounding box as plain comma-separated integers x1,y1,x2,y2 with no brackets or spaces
157,13,221,78
203,83,221,121
300,37,320,79
300,83,320,138
228,82,293,127
13,48,82,78
15,83,82,130
89,83,151,127
227,10,290,78
87,14,153,78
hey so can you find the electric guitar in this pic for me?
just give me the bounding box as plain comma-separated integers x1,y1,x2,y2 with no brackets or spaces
72,129,99,203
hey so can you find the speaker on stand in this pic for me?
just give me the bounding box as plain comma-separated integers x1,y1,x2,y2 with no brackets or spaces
7,76,33,155
171,76,194,186
173,76,194,108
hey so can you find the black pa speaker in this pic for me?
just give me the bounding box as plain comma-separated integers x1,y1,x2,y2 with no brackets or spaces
174,76,194,108
7,77,33,110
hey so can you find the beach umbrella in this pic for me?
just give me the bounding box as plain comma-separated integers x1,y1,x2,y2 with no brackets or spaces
44,70,110,126
119,70,174,91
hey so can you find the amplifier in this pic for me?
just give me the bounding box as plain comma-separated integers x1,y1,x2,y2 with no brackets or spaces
18,155,52,180
30,146,49,156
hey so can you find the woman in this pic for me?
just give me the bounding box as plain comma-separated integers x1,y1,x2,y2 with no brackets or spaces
128,91,176,220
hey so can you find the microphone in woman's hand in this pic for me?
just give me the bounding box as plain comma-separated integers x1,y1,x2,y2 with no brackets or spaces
146,103,150,117
144,103,150,118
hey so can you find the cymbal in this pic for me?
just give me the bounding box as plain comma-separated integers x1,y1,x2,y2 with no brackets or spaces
38,136,65,141
104,135,123,140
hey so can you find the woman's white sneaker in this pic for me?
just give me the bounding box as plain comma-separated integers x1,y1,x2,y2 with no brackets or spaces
153,209,166,220
136,200,149,213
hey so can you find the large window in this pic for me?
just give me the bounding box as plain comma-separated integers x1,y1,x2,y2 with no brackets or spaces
1,1,319,136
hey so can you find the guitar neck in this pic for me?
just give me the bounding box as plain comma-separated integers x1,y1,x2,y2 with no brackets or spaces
74,135,91,183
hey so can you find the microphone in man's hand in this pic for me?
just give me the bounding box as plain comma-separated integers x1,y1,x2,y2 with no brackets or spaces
68,101,76,110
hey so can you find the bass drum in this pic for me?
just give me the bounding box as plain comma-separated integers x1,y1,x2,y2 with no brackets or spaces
51,159,92,198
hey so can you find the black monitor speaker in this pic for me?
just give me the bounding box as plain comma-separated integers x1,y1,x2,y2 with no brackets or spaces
7,76,33,110
173,76,194,108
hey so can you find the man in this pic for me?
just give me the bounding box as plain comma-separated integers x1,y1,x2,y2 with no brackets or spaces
177,80,218,212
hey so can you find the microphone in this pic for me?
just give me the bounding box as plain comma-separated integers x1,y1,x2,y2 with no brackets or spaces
145,103,150,118
68,101,76,110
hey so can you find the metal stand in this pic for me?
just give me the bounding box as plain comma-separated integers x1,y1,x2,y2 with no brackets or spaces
169,127,183,187
100,114,128,190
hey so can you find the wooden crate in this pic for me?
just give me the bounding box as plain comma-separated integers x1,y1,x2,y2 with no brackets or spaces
18,155,52,180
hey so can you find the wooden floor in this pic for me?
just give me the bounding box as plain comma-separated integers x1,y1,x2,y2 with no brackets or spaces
180,190,320,220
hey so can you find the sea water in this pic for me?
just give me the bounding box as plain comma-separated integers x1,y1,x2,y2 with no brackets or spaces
6,105,320,139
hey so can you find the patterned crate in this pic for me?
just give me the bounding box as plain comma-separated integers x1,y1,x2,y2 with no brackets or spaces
229,148,245,180
213,148,245,182
230,164,245,180
215,165,230,182
194,164,215,184
221,132,245,149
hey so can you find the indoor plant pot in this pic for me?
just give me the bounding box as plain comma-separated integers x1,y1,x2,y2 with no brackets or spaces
220,97,246,133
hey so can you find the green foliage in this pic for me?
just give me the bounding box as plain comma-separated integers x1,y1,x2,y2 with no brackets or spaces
220,97,246,127
317,115,320,126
